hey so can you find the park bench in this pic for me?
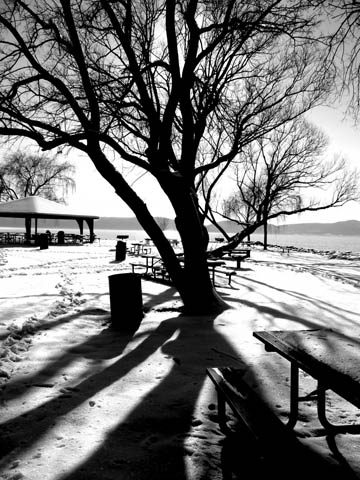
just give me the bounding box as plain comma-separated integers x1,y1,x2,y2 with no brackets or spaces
130,258,171,282
206,367,342,479
213,267,238,286
130,262,148,274
152,263,171,281
228,248,251,269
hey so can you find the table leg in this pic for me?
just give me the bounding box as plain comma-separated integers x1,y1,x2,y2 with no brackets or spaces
217,390,231,434
317,381,360,433
287,362,299,429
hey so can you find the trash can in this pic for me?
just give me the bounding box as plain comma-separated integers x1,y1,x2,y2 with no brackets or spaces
39,233,49,250
115,240,127,262
108,273,143,331
58,230,65,244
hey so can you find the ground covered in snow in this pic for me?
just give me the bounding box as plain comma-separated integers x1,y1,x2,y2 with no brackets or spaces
0,241,360,479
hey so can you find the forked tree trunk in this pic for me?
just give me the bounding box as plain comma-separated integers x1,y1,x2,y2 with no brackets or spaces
154,172,229,313
138,205,228,313
90,149,229,314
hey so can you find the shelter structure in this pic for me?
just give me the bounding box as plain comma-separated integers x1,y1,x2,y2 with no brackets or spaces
0,196,99,243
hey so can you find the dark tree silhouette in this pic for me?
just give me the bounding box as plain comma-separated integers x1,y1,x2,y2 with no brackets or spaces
0,1,332,313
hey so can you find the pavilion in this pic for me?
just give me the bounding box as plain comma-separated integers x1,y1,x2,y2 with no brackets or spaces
0,196,99,243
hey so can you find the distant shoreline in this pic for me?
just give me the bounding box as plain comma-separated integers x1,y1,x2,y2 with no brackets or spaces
1,217,360,236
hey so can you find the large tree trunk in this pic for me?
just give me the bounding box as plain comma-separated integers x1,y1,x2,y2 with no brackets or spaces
157,172,229,313
134,200,228,314
89,149,228,314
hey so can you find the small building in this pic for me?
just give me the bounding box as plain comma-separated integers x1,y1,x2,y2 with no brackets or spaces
0,196,99,243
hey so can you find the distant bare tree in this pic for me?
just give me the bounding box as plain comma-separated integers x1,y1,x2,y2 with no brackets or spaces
209,119,360,253
0,150,75,203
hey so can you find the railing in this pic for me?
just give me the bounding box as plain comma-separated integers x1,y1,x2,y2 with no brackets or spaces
0,231,98,245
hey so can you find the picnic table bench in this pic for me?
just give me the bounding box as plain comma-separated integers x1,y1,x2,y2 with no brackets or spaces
178,257,237,286
228,248,251,269
130,254,163,276
206,367,341,479
253,328,360,433
213,267,238,286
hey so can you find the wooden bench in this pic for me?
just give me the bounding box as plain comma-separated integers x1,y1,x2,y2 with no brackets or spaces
206,367,343,479
228,248,251,269
152,264,170,281
214,267,237,286
230,248,251,257
130,262,148,274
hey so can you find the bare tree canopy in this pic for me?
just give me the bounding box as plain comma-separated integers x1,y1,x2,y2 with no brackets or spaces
0,150,75,203
208,118,360,252
312,1,360,117
0,1,333,313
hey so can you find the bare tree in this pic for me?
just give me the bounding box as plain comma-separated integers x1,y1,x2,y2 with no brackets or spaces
0,1,332,313
319,1,360,118
209,119,359,254
0,150,75,203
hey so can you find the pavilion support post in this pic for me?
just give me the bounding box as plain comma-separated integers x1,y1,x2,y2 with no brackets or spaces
85,219,95,243
25,217,32,243
76,219,84,235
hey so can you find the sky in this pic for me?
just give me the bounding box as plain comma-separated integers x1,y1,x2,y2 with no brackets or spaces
0,4,359,226
64,103,360,224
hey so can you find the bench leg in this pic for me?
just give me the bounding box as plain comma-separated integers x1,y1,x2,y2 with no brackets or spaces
317,381,360,433
287,362,300,429
288,368,360,433
216,390,231,435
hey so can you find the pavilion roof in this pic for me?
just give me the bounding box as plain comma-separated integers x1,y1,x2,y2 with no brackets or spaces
0,196,99,220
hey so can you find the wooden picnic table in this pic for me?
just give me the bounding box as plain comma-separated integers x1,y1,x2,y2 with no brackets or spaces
141,254,162,275
228,248,251,269
176,256,226,284
253,328,360,433
130,242,150,256
206,259,226,283
0,232,26,244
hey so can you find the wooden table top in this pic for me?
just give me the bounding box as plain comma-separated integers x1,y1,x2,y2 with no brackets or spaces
254,329,360,407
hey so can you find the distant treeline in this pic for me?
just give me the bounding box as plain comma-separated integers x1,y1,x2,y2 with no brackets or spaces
1,216,360,235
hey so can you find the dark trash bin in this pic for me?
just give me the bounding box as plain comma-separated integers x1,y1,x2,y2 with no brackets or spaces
39,233,49,250
115,240,127,262
108,273,143,331
58,230,65,244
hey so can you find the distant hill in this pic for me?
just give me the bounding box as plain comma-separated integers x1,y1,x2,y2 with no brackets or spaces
269,220,360,236
1,215,360,236
209,219,360,235
95,218,360,236
95,217,144,230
